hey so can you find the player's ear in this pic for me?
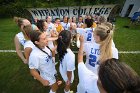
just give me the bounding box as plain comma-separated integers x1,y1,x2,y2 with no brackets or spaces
35,41,39,45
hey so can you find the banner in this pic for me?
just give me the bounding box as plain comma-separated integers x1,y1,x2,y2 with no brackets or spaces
27,5,116,19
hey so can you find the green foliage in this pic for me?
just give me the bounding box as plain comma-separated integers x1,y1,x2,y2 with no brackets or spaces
0,0,125,17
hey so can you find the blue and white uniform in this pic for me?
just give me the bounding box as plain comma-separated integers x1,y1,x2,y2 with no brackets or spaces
16,32,26,46
61,22,70,30
24,40,35,50
59,48,75,83
48,22,56,32
77,62,100,93
84,42,118,75
77,28,95,43
29,46,57,85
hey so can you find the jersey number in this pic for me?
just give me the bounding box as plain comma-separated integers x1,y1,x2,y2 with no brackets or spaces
87,33,92,41
89,54,97,67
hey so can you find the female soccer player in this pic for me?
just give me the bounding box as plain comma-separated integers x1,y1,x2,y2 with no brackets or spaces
61,16,70,30
83,22,118,75
29,31,58,93
77,16,84,28
23,25,36,62
14,17,31,64
76,18,95,48
57,30,75,93
14,17,39,64
77,38,140,93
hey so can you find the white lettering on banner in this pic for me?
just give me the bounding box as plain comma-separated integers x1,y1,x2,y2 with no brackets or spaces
27,5,116,19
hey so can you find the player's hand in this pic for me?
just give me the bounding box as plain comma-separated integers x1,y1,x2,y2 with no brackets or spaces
79,35,84,43
51,45,57,52
51,31,58,37
23,59,28,64
66,80,71,85
71,24,76,30
41,79,50,86
51,30,56,36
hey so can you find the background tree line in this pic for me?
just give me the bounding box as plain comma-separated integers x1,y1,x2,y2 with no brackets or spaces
0,0,125,18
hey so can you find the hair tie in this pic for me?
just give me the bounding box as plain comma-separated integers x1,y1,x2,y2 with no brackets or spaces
107,30,110,33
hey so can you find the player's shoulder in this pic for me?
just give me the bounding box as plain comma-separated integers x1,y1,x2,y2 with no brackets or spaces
65,49,75,57
30,47,40,56
24,40,35,49
44,46,52,54
67,48,74,54
85,28,92,32
16,32,24,37
112,47,118,53
24,40,32,45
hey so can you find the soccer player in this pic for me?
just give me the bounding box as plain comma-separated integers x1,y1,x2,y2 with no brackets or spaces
83,23,118,75
77,36,140,93
76,18,95,48
29,31,58,93
57,30,75,93
14,17,31,64
61,16,70,30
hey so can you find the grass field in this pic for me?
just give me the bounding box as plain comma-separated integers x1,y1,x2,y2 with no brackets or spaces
0,17,140,93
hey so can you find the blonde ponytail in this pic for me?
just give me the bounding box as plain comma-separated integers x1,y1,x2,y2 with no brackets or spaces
94,24,114,63
99,30,113,62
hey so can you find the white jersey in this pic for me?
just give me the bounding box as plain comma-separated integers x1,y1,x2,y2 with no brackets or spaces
77,28,95,43
77,22,83,28
48,41,54,49
61,22,70,30
59,49,75,83
16,32,26,46
45,29,54,49
77,62,100,93
84,42,118,75
48,22,56,32
29,46,56,85
24,40,35,49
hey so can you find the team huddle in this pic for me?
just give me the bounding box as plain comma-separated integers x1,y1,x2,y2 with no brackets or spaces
14,15,140,93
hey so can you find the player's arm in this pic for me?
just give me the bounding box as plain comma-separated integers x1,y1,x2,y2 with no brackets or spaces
61,25,64,31
50,45,57,63
24,47,32,63
30,69,49,86
78,35,84,64
66,71,72,85
14,36,27,64
51,26,58,37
